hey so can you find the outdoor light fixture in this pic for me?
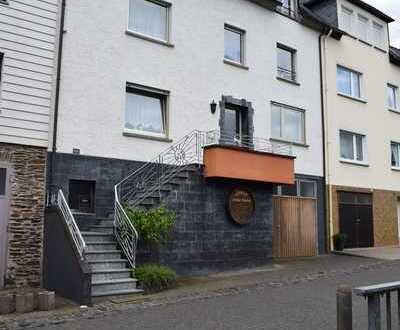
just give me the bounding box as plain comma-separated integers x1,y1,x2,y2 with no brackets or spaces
210,100,217,114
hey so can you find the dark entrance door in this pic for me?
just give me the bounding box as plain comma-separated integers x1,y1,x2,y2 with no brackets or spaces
339,192,374,248
69,180,95,213
221,104,250,146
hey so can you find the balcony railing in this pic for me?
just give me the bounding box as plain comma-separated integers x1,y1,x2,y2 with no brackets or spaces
277,66,297,82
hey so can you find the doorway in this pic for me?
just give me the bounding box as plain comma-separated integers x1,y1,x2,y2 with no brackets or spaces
339,192,374,249
69,180,96,214
0,166,10,288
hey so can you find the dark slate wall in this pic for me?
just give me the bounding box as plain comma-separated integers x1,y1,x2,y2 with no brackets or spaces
48,152,144,217
138,168,274,275
307,0,338,27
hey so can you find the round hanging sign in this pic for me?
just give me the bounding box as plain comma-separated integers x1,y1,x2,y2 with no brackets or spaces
228,188,255,225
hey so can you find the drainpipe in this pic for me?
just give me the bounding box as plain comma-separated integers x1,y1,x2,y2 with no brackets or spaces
320,28,333,252
49,0,66,188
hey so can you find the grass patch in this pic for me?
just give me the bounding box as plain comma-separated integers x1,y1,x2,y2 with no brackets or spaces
134,264,177,294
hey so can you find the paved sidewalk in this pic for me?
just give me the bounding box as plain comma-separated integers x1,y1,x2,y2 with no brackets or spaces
339,246,400,260
0,255,396,329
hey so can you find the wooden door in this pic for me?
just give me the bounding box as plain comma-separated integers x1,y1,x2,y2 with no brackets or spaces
273,196,317,258
0,166,10,288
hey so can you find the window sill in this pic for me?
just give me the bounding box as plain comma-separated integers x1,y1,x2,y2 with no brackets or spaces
337,93,367,104
276,76,300,86
374,46,387,54
123,131,173,143
223,59,249,70
340,159,369,167
359,39,373,47
388,108,400,115
392,167,400,172
125,30,174,48
270,137,309,148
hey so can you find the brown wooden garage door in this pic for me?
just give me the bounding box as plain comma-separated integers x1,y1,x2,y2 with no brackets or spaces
273,196,317,258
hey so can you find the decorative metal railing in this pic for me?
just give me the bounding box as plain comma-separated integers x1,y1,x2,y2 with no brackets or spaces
114,129,294,269
277,66,297,82
46,187,86,260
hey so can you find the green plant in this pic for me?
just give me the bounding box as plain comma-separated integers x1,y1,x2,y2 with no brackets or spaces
333,233,347,251
125,205,175,244
134,264,177,293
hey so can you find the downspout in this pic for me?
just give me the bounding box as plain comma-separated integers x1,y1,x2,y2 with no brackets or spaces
320,28,333,252
49,0,66,188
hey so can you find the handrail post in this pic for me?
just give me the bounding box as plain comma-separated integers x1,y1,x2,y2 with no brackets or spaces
337,285,353,330
368,294,381,330
386,292,391,330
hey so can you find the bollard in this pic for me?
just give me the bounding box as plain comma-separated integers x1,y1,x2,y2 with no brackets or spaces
0,294,15,315
38,291,55,311
337,285,353,330
15,292,34,313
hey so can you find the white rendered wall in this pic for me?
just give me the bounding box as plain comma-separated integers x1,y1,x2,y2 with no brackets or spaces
56,0,324,177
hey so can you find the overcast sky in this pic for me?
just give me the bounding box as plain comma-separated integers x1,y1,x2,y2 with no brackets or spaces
366,0,400,47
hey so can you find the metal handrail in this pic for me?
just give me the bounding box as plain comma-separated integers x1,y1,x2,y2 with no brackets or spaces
48,188,86,260
114,129,294,269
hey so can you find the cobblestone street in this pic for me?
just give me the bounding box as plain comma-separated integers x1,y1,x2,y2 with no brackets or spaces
2,255,400,330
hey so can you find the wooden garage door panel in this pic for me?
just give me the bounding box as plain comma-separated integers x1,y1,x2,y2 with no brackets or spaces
273,196,317,258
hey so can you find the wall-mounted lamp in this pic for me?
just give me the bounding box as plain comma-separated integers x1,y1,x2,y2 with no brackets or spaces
210,100,217,114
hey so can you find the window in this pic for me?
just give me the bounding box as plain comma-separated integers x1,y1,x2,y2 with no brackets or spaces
341,6,353,33
340,130,367,163
224,25,244,64
274,179,317,198
373,22,384,48
388,84,398,110
357,15,369,42
0,168,6,197
337,66,361,99
128,0,170,41
277,44,296,82
391,142,400,169
125,83,168,138
271,103,305,144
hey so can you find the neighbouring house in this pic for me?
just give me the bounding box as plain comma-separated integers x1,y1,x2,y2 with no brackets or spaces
0,0,61,287
305,0,400,249
45,0,331,300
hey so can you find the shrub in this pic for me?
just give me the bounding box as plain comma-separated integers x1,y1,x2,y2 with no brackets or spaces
134,264,177,294
125,205,175,245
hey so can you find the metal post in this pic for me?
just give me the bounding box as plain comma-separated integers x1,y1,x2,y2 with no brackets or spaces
337,286,353,330
386,292,391,330
367,294,381,330
397,290,400,330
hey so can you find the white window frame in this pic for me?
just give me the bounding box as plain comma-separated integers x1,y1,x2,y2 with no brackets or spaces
373,21,384,48
271,102,306,145
357,14,369,42
339,130,368,165
391,141,400,170
341,6,354,34
277,43,297,82
224,24,246,66
127,0,171,43
274,179,317,199
388,84,399,111
124,82,169,140
337,65,363,100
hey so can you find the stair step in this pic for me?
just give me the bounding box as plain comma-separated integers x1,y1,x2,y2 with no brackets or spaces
82,232,115,243
89,259,128,271
92,269,132,282
91,288,143,298
88,225,114,234
86,242,119,252
92,279,138,296
86,251,121,261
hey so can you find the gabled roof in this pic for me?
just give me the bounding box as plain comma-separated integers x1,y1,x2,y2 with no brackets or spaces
390,47,400,66
305,0,395,23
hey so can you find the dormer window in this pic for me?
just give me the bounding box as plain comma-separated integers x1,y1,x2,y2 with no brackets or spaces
341,6,354,34
373,22,384,48
357,15,369,42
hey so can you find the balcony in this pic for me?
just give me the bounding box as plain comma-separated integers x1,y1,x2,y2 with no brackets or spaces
202,133,295,185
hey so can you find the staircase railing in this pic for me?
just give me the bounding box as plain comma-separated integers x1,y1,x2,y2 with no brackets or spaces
114,129,294,268
46,187,86,260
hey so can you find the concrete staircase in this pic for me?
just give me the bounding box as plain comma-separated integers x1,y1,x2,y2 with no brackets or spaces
81,217,142,297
